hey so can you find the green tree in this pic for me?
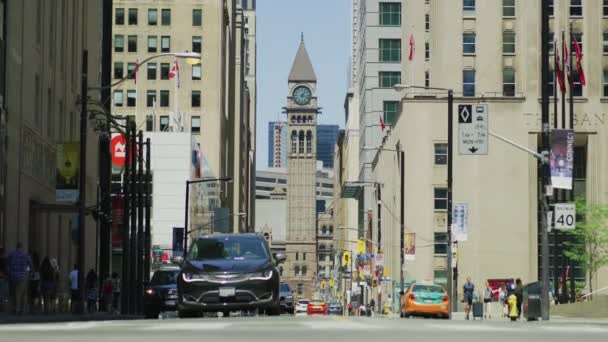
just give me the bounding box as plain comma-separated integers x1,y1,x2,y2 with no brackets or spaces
563,199,608,298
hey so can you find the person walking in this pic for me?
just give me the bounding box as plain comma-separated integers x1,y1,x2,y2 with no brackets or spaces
514,278,523,319
39,257,57,314
483,281,493,319
69,265,79,313
101,277,113,313
85,269,98,313
462,277,475,320
498,284,507,317
29,253,41,314
8,243,33,315
111,272,120,314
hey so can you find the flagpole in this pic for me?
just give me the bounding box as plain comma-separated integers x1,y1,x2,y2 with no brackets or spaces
568,23,574,130
173,60,178,131
553,44,558,129
561,31,566,127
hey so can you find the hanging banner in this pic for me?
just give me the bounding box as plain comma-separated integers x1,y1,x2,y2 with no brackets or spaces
56,143,80,203
550,129,574,190
404,232,416,261
172,227,185,257
452,203,469,241
111,196,124,249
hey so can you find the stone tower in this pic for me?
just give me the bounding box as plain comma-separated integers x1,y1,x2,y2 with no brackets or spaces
284,37,318,298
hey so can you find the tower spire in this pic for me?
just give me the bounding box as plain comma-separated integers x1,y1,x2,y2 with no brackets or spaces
288,36,316,82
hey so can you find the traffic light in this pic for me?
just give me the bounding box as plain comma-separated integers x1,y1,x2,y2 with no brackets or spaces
372,279,378,288
342,251,351,267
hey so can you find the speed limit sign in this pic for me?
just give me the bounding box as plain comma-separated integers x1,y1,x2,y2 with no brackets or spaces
554,203,576,230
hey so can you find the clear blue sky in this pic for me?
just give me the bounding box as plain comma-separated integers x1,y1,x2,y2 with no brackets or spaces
256,0,350,168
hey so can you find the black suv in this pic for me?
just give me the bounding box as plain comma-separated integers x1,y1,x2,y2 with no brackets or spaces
279,282,294,314
177,234,284,317
143,266,180,319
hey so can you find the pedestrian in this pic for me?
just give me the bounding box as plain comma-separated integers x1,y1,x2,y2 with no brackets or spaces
507,292,518,322
85,269,98,313
7,242,33,315
29,253,41,314
514,278,523,319
111,272,120,314
483,281,493,319
69,264,79,313
462,277,475,320
39,257,57,314
369,298,375,316
498,284,507,317
101,277,113,313
347,301,353,316
0,247,8,313
358,302,366,317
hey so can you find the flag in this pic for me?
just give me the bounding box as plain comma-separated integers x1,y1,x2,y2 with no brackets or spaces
379,115,386,131
134,59,139,84
564,42,571,85
554,43,565,93
408,34,415,61
168,59,180,88
572,34,586,87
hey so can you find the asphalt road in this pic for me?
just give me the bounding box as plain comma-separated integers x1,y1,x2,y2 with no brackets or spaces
1,315,607,342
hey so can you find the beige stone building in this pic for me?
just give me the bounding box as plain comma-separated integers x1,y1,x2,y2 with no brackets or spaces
1,0,103,277
111,0,256,234
345,0,608,309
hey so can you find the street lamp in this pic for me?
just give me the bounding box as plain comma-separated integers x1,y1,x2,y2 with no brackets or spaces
183,177,232,255
392,84,455,314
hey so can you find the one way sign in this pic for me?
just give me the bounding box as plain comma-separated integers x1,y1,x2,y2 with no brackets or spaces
458,104,488,155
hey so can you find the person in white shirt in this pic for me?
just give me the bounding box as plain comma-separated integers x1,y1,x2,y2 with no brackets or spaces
69,265,79,313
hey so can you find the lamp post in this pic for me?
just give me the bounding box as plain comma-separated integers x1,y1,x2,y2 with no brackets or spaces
183,177,232,255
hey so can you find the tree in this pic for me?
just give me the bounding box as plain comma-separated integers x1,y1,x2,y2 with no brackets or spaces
563,199,608,298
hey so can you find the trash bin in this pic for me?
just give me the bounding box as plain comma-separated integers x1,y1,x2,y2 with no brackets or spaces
523,281,542,321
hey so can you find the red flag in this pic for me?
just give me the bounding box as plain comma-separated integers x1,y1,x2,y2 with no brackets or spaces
379,115,386,131
168,59,180,87
134,59,139,84
408,34,415,61
572,34,586,86
564,42,571,86
554,44,565,93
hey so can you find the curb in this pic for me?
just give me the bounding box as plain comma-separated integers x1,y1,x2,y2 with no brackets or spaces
0,314,142,325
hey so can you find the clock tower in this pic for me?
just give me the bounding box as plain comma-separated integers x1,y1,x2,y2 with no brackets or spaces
284,36,319,298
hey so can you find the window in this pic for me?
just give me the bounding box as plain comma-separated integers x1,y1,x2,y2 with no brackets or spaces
191,91,201,107
127,63,136,79
160,90,169,107
147,63,157,80
463,32,476,54
161,9,171,25
161,63,170,80
191,116,201,134
127,90,136,107
379,71,401,88
503,31,515,54
115,8,125,25
503,0,515,16
193,9,202,26
572,70,582,96
425,42,430,60
434,143,447,165
148,9,157,25
306,131,313,153
548,68,555,96
379,2,401,26
570,0,582,17
192,64,201,80
434,233,448,254
161,36,170,53
148,36,157,53
126,115,135,126
463,70,475,96
192,36,202,53
434,188,448,210
114,62,124,79
572,32,583,51
425,14,430,31
383,101,399,127
303,253,307,261
113,91,123,107
379,39,401,62
604,32,608,53
604,0,608,16
503,69,515,97
298,131,305,154
127,35,137,52
114,35,124,52
146,115,154,131
291,131,297,153
549,0,554,16
604,70,608,96
463,0,475,14
425,71,430,87
146,90,156,107
548,32,555,52
128,8,137,25
159,116,169,131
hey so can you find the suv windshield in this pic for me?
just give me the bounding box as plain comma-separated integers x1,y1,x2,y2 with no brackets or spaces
150,270,179,285
188,236,270,260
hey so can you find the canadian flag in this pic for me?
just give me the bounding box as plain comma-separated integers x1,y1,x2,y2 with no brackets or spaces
408,34,415,61
564,42,571,86
572,34,586,87
168,59,180,88
379,115,386,131
554,43,565,93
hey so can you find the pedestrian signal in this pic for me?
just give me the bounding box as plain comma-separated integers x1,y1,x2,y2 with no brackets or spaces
342,252,351,267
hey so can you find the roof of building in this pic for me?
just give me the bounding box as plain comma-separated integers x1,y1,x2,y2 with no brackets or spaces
288,36,317,82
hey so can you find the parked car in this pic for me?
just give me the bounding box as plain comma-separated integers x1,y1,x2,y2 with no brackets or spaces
295,299,309,313
279,282,294,314
327,301,343,315
143,266,180,319
307,299,328,315
177,234,284,318
401,283,449,319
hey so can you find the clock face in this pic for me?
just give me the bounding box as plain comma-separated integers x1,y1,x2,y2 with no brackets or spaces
293,86,312,105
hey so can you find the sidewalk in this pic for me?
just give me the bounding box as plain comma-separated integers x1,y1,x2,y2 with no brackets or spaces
0,312,141,325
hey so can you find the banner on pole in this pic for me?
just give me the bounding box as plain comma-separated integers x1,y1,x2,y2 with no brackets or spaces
56,143,80,203
452,203,469,241
111,196,124,249
404,232,416,261
550,129,574,190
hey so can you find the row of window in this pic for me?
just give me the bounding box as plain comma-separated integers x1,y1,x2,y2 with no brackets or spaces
121,114,201,133
113,89,201,108
290,130,313,154
115,8,203,26
114,62,201,81
114,35,202,54
320,226,334,235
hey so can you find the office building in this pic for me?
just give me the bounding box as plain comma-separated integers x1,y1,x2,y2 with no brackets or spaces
316,124,340,169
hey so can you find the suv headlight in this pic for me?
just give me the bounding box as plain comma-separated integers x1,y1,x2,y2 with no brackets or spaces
249,269,273,280
182,272,208,282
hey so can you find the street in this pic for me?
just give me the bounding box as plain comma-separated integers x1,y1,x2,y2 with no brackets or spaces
1,316,607,342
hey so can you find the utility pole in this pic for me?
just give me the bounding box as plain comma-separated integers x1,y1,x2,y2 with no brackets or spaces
144,138,151,285
399,147,405,296
78,49,88,314
445,89,456,314
136,131,144,314
121,123,131,314
129,123,137,314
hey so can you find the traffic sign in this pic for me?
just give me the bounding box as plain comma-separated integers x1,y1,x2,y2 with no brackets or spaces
458,104,488,155
375,253,384,266
554,203,576,230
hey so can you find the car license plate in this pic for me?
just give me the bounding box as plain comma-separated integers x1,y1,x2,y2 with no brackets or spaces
165,300,175,306
219,287,236,297
424,299,433,304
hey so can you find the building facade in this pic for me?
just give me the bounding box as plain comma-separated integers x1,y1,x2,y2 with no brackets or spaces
316,124,340,169
267,121,288,168
2,0,103,278
355,0,608,309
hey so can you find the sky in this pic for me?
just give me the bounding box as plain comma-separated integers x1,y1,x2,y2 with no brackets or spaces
255,0,351,168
